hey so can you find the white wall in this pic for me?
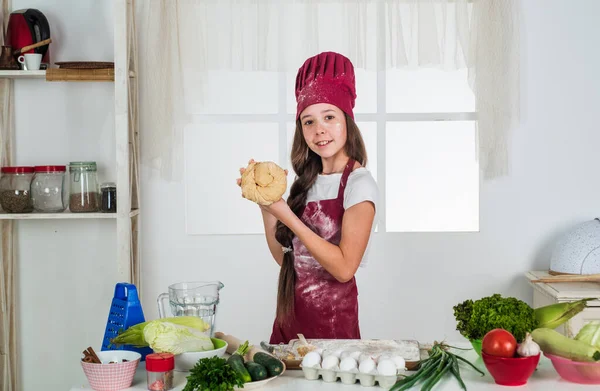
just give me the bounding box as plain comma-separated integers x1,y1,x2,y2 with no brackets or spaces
12,0,600,390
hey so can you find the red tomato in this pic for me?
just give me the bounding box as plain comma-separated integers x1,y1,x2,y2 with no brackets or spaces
482,329,517,358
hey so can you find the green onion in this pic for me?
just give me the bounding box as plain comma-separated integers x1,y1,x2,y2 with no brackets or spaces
390,341,484,391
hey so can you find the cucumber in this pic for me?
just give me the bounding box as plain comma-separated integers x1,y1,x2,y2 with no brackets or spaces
245,362,268,381
227,354,252,383
531,328,600,362
253,352,284,377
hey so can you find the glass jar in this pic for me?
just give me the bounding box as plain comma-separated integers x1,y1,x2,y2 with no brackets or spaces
146,353,174,391
0,166,34,213
31,166,68,213
68,161,99,213
100,182,117,213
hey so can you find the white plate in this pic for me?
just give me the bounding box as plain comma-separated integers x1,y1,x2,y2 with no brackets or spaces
235,361,286,390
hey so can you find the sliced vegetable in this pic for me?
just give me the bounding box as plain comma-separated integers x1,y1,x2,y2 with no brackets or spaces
143,320,214,354
253,352,284,377
531,328,600,362
110,316,210,347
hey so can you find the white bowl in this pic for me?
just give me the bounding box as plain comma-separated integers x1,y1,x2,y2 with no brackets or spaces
174,338,228,371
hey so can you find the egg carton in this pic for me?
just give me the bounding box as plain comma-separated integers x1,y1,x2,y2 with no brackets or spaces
300,365,401,389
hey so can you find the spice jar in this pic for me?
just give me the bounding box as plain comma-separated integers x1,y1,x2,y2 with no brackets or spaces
100,182,116,213
68,161,99,212
31,166,68,213
0,166,34,213
146,353,174,391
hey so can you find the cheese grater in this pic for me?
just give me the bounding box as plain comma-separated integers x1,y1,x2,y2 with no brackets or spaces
101,282,152,360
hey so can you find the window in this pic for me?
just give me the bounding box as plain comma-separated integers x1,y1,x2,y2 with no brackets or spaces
184,4,478,235
184,64,478,235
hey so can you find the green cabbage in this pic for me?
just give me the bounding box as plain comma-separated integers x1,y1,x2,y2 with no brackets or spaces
143,320,214,354
575,321,600,348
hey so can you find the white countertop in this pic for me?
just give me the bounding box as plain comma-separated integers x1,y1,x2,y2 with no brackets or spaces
70,347,595,391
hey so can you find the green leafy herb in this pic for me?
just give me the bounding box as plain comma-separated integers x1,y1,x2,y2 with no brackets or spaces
183,356,245,391
390,342,484,391
453,294,537,341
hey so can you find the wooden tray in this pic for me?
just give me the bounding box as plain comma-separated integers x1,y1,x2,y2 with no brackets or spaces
271,338,421,370
54,61,114,69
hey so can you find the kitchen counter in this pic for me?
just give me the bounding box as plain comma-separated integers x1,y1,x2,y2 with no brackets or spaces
69,346,596,390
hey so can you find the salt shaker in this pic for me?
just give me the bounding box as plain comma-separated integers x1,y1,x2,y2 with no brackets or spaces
145,353,174,391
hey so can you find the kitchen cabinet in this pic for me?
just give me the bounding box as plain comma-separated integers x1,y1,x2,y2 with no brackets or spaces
526,271,600,337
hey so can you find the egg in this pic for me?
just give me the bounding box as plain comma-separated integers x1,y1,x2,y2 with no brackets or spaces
359,353,376,363
323,348,344,358
321,355,340,370
339,357,358,372
392,355,406,370
350,351,363,360
358,357,376,374
301,351,322,368
377,359,398,376
377,354,391,364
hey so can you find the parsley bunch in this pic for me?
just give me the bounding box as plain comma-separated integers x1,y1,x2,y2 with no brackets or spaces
183,356,244,391
453,294,537,341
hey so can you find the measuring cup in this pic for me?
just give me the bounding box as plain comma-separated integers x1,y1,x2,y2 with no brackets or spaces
157,281,224,336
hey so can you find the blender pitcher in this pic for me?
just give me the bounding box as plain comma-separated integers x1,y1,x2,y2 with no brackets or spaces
157,281,224,336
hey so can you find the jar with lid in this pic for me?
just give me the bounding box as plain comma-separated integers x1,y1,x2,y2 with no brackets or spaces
0,166,34,213
146,353,174,391
31,166,68,213
100,182,117,213
68,161,99,213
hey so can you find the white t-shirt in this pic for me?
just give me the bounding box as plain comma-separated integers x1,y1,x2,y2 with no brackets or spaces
305,167,379,267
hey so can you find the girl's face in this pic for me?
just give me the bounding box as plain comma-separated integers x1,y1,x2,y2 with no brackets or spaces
300,103,347,160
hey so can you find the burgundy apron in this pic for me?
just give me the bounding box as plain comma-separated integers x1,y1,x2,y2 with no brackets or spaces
270,159,360,344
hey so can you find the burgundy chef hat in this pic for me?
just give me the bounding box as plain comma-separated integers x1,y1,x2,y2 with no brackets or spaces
295,51,357,120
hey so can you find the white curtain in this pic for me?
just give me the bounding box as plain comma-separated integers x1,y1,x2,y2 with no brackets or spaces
137,0,520,180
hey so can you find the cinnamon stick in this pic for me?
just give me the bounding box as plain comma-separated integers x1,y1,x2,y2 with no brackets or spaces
82,347,102,364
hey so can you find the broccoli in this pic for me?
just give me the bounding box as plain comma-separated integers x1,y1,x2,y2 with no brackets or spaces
453,294,537,342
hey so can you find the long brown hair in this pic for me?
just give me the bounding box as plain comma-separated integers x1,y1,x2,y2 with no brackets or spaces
274,113,368,324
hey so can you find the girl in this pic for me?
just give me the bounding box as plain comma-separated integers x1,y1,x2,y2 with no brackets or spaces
239,52,378,344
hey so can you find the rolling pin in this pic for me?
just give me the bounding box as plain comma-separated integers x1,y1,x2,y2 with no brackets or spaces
214,332,271,361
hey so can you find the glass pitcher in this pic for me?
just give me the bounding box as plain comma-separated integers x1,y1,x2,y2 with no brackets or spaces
157,281,224,336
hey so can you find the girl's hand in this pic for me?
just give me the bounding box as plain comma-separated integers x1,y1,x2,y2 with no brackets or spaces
236,158,256,191
259,198,292,222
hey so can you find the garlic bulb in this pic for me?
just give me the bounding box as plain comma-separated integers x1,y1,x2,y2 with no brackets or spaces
517,332,541,357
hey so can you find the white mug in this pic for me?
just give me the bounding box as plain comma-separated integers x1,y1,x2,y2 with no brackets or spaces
18,53,42,71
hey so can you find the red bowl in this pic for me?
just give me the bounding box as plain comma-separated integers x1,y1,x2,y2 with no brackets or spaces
481,352,540,386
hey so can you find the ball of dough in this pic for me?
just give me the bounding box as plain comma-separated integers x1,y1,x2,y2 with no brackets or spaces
241,161,287,205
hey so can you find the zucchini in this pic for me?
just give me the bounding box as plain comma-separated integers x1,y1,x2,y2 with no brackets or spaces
228,354,252,383
531,328,600,362
253,352,284,377
245,362,268,381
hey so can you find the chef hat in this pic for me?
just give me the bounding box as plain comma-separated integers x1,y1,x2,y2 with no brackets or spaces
295,51,357,120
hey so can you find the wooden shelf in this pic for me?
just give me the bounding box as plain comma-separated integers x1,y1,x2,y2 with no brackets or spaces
0,70,134,80
0,70,46,79
0,209,139,220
